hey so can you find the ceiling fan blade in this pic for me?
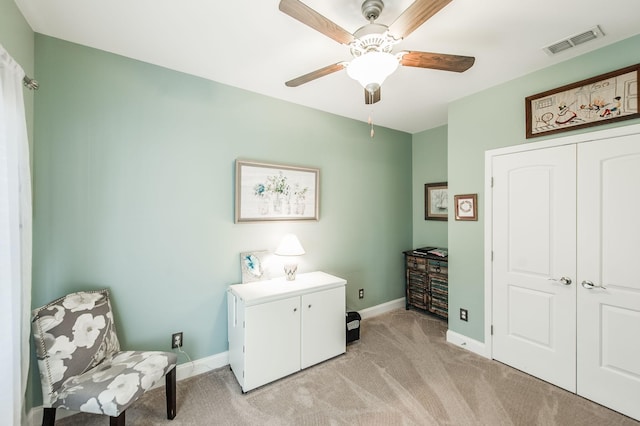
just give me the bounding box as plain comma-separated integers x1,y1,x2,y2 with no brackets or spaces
279,0,355,45
399,51,475,72
285,62,347,87
388,0,452,40
365,88,381,104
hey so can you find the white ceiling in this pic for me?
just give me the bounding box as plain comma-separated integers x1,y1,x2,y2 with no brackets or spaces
14,0,640,134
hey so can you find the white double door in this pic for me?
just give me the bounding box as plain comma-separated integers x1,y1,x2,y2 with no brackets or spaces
491,132,640,420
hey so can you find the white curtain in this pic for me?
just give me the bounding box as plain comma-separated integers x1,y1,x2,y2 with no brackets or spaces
0,44,33,426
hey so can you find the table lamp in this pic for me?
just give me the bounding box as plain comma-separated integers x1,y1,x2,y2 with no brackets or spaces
275,234,305,280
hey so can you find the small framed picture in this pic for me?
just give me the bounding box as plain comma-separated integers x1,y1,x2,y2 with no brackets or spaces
454,194,477,221
424,182,448,221
240,250,271,283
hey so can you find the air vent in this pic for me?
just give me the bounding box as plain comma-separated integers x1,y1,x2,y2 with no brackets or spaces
543,26,605,56
546,40,573,55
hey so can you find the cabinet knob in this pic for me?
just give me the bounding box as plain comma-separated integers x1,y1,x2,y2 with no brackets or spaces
293,308,297,312
308,304,312,309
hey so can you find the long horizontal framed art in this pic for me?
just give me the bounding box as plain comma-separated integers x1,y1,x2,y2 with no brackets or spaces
235,160,319,223
525,64,639,139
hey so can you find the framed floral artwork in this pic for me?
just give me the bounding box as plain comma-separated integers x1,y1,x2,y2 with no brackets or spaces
425,182,448,221
454,194,477,221
235,160,319,223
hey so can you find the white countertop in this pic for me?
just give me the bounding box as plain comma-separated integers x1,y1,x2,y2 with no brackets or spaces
228,271,346,306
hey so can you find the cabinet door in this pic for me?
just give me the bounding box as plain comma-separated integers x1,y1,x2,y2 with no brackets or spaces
407,270,428,310
244,296,301,391
428,274,448,318
301,286,345,369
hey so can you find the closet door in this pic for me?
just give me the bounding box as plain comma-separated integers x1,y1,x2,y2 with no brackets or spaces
577,133,640,420
492,144,577,392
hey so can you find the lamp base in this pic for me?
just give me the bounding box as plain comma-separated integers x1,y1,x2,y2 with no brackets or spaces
283,264,298,281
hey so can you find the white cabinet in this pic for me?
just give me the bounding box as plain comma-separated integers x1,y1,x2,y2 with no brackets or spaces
227,271,346,392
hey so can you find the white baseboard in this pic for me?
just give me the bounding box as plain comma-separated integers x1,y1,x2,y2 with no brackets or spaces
357,298,490,361
446,329,490,359
358,297,405,319
172,350,229,382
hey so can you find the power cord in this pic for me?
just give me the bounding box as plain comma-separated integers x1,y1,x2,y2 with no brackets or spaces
174,344,225,378
176,344,193,363
174,343,194,375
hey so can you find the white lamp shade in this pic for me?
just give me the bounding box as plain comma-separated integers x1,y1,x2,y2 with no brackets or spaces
346,51,399,92
275,234,305,256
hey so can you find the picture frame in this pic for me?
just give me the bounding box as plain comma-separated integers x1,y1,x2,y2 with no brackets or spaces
525,64,639,139
240,250,271,283
454,194,477,221
235,160,319,223
424,182,448,221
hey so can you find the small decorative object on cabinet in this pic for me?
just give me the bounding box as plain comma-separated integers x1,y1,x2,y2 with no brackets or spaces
240,250,270,283
403,247,448,319
227,271,346,393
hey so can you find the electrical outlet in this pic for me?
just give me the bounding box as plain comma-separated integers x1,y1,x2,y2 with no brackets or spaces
171,332,183,349
358,289,364,299
460,309,468,322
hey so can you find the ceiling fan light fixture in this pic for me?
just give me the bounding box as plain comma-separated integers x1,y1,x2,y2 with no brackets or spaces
347,51,398,92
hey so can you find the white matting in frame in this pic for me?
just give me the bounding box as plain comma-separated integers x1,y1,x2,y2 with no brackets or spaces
235,160,319,223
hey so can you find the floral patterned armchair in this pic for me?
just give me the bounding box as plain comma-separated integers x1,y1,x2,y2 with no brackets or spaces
31,289,177,425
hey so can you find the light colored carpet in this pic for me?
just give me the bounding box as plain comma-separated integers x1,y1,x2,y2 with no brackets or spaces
56,309,638,425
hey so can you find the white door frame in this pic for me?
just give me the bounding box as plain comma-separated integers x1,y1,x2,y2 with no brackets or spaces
483,123,640,360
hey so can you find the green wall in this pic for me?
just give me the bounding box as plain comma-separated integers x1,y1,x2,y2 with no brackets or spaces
0,0,34,155
411,125,448,248
31,35,412,405
447,34,640,342
0,0,33,78
10,0,640,407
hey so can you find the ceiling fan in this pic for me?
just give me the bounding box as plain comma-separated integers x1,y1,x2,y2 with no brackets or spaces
279,0,475,104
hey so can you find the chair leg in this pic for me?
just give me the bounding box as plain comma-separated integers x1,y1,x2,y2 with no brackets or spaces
110,411,125,426
166,367,177,419
42,407,56,426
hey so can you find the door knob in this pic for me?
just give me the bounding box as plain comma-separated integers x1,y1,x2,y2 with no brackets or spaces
581,280,607,290
548,276,572,285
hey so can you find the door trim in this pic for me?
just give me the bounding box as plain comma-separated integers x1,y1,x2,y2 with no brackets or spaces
483,123,640,360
